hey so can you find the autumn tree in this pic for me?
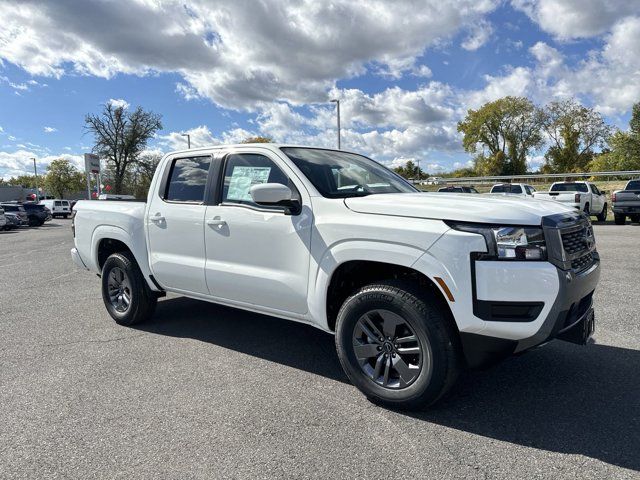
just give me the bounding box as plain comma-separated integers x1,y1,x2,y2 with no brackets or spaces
458,96,545,175
542,99,612,173
85,102,162,194
44,159,85,198
242,136,272,143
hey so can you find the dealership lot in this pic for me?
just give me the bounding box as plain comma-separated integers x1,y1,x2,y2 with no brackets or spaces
0,221,638,479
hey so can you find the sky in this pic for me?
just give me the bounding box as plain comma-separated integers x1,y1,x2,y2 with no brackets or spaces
0,0,639,179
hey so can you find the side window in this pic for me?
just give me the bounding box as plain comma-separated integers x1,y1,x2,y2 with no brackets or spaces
164,156,211,203
511,185,523,194
221,153,296,209
54,201,62,206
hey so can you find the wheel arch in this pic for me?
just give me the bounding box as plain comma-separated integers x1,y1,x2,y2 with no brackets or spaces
91,225,161,291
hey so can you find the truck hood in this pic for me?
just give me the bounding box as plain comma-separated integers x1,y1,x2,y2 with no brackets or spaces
344,193,575,225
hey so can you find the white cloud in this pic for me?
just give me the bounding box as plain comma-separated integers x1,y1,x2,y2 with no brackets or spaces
43,126,57,133
461,19,494,51
0,150,83,180
108,98,130,109
0,0,499,110
511,0,638,40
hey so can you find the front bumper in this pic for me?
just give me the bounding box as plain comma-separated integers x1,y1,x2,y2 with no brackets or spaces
460,258,599,368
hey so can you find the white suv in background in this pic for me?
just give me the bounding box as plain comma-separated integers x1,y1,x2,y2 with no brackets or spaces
490,183,536,197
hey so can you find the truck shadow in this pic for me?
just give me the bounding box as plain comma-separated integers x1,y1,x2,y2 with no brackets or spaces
140,296,639,472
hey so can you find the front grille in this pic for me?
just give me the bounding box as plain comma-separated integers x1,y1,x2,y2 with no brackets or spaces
571,252,594,272
561,226,590,254
559,219,596,273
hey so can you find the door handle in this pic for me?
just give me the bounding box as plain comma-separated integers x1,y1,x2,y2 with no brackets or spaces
149,213,165,224
207,217,227,229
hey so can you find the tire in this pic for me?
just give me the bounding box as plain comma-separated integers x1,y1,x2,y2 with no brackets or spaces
584,203,590,215
630,215,640,224
597,204,608,222
101,252,157,326
614,214,626,225
335,280,461,410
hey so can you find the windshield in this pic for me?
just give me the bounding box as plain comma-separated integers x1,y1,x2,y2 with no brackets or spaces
281,148,417,198
551,183,588,193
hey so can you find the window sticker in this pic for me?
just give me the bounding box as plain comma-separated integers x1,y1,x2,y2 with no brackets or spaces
227,166,272,201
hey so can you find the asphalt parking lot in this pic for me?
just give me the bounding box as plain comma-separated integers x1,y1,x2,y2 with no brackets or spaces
1,220,638,479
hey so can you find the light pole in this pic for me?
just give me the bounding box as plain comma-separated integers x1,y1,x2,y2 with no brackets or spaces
330,99,341,149
30,157,39,201
181,133,191,149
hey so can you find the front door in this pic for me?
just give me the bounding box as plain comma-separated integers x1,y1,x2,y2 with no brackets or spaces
146,154,212,295
204,150,312,314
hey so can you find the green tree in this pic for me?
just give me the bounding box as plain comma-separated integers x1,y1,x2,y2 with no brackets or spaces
44,159,85,198
85,102,162,194
128,152,162,199
589,102,640,172
242,136,273,143
542,99,612,173
393,160,427,180
458,96,545,175
4,174,38,188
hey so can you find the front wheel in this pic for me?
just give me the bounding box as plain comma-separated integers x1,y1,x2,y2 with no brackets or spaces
614,213,626,225
335,281,461,410
101,252,157,326
597,204,608,222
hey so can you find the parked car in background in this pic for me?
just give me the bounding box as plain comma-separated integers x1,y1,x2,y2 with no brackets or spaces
490,183,535,197
21,202,50,226
3,211,23,230
533,181,607,221
0,206,6,230
40,199,72,218
0,203,29,225
612,179,640,225
436,185,479,193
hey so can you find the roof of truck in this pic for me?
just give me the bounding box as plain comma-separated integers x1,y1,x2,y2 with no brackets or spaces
166,144,351,156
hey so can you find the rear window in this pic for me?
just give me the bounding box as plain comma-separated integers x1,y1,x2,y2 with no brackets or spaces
164,156,211,203
54,201,62,206
626,180,640,190
551,183,588,193
491,184,522,194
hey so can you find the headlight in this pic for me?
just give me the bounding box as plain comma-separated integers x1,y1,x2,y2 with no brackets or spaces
447,222,547,261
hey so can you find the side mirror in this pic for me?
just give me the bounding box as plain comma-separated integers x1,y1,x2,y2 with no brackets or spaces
250,183,301,215
601,190,607,195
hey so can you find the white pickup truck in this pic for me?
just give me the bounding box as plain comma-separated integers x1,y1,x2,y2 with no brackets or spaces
533,181,608,221
71,144,600,409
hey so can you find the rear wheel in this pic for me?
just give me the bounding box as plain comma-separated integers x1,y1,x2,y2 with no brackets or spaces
596,203,608,222
614,213,626,225
584,203,590,215
630,215,640,224
335,280,461,410
101,252,157,326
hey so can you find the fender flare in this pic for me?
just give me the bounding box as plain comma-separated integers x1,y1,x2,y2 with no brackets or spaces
90,225,157,290
308,240,448,331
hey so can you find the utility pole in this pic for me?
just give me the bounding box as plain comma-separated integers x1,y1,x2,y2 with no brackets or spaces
330,99,341,149
182,133,191,149
30,157,39,201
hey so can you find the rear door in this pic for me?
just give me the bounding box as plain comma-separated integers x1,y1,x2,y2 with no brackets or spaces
203,148,312,314
146,154,214,295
